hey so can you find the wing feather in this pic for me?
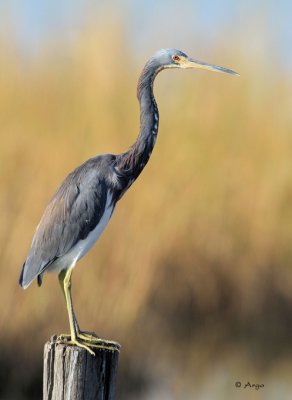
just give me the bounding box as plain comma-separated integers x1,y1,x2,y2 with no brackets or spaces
19,160,109,288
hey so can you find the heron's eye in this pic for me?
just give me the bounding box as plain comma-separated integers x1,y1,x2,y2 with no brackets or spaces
172,55,181,62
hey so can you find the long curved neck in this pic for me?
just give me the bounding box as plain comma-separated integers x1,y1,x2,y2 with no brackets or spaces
117,60,160,180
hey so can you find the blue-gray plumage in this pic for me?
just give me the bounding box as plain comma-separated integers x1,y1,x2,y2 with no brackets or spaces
19,48,239,354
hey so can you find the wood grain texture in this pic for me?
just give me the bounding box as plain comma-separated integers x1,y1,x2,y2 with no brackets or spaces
43,336,120,400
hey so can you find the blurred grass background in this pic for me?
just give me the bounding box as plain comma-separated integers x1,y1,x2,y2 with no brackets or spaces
1,2,292,399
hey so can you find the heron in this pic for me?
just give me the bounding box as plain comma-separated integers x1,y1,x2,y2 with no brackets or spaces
19,48,238,355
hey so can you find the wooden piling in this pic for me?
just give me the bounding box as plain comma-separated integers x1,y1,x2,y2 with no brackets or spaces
43,335,120,400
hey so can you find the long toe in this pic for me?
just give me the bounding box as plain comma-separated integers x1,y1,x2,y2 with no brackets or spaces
86,340,121,352
57,333,71,341
77,331,120,349
68,339,96,356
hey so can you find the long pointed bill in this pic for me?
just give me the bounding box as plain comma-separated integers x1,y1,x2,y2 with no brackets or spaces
183,58,239,76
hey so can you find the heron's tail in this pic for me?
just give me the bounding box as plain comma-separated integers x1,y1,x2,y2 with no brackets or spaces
19,260,43,289
19,262,33,289
19,263,26,287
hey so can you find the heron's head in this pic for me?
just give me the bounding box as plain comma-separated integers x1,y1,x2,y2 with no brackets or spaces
153,48,239,76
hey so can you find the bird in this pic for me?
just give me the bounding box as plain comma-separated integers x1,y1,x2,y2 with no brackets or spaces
19,48,239,354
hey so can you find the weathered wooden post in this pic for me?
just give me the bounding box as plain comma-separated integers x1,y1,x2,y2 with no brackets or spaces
43,335,120,400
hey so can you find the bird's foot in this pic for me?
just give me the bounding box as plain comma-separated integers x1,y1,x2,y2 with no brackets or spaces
67,338,96,355
56,333,120,353
57,329,99,342
78,331,121,352
57,333,71,339
56,334,95,355
57,333,72,342
84,340,121,352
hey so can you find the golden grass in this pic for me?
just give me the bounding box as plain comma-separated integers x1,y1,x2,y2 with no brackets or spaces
1,24,292,398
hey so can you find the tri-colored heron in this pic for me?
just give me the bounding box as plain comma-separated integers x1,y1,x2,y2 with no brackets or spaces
19,48,238,354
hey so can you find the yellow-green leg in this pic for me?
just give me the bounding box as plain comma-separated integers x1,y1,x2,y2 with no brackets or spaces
58,270,82,335
57,267,120,353
58,269,98,341
58,267,95,355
